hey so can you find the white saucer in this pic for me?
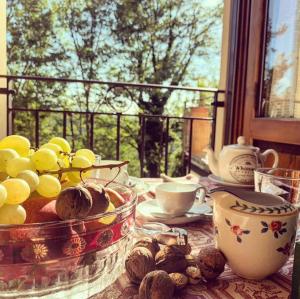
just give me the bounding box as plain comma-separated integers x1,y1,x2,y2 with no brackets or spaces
208,174,254,188
136,199,212,225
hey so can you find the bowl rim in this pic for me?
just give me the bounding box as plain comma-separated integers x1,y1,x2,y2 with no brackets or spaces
0,178,137,229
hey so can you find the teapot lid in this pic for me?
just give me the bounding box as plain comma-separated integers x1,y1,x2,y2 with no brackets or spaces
225,136,257,150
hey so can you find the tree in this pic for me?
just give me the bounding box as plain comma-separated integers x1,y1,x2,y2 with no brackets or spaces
111,0,222,176
7,0,69,143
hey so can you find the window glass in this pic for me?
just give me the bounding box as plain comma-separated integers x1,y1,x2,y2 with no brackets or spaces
262,0,300,118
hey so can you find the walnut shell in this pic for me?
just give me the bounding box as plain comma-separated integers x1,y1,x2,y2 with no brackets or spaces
133,237,160,258
185,254,198,267
186,266,202,285
197,246,226,281
169,272,188,290
155,246,188,273
83,182,110,215
55,186,92,220
170,243,192,255
125,247,155,284
139,270,175,299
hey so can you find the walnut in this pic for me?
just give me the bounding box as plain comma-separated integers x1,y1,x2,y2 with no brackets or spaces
55,186,92,220
186,266,202,285
197,246,226,281
155,246,188,273
83,182,110,215
133,237,160,258
170,243,192,255
169,273,188,290
185,254,198,267
125,247,155,284
139,270,175,299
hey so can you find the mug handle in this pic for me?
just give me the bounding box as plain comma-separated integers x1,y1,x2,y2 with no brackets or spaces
260,149,279,168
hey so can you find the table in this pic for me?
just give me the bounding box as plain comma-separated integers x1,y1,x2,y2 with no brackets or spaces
93,178,293,299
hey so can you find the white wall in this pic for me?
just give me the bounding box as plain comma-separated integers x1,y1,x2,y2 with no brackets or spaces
0,0,7,139
215,0,231,154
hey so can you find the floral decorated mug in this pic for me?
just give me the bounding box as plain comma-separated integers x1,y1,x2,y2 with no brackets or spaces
211,188,298,280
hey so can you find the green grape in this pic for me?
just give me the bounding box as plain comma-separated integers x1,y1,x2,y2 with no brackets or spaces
0,149,19,172
16,170,40,192
49,137,71,153
67,156,92,183
0,184,7,208
36,175,61,198
31,148,58,171
0,204,26,224
75,148,96,164
40,143,63,156
2,178,31,204
0,135,30,157
6,157,35,177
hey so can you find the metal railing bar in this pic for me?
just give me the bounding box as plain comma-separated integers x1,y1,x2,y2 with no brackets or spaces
116,113,121,160
164,117,170,175
0,74,225,94
90,113,94,150
187,119,194,173
140,115,145,177
34,110,39,147
8,107,213,121
63,112,67,139
210,91,219,149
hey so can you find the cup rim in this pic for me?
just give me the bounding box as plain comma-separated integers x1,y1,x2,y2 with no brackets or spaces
155,182,201,193
254,167,300,181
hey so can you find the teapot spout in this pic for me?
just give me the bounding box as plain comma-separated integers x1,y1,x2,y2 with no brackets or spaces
204,147,219,177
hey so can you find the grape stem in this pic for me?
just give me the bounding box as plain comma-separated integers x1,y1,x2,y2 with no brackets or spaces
38,160,129,175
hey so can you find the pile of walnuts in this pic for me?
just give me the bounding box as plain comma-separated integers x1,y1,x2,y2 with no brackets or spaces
125,237,226,299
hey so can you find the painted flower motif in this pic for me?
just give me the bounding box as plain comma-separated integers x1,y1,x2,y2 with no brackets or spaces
121,221,129,236
231,225,243,236
21,243,48,262
277,234,295,256
225,218,250,243
261,221,287,238
97,229,114,247
277,243,291,256
62,237,86,256
0,250,4,262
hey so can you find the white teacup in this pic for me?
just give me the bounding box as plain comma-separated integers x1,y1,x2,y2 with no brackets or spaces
155,182,204,217
94,159,129,185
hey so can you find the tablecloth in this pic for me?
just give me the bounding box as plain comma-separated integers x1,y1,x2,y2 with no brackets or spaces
92,178,293,299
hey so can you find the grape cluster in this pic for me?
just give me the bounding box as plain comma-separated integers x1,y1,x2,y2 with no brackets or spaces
0,135,96,224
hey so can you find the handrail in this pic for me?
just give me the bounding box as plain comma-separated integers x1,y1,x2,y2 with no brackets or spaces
1,74,225,177
0,74,225,93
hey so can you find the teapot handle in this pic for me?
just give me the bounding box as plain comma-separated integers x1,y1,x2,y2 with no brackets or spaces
260,149,279,168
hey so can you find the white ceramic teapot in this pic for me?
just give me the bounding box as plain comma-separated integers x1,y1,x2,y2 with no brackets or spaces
211,187,298,280
205,136,279,184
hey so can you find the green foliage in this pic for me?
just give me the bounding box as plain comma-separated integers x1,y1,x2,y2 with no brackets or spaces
7,0,223,177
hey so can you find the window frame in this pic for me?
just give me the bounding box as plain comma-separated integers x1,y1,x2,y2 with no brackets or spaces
243,0,300,146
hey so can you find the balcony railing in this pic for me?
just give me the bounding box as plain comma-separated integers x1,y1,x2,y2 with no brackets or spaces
0,75,225,177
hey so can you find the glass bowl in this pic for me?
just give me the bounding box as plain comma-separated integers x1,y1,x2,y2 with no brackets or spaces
0,179,137,298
